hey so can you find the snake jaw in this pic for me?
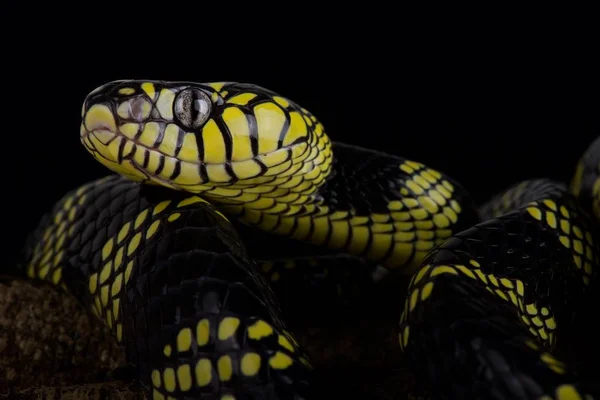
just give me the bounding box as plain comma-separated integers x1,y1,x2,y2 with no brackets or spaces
79,117,184,189
79,109,151,184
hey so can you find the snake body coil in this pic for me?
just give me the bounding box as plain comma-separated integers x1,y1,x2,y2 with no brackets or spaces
399,177,599,399
23,175,313,399
17,79,600,399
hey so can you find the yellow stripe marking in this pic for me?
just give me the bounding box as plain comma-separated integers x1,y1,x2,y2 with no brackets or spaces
117,222,130,243
153,201,171,215
146,220,161,239
127,232,142,256
218,317,240,340
241,352,261,376
102,238,114,260
201,119,227,163
163,368,176,392
248,320,273,339
134,209,149,229
269,351,293,369
111,273,123,296
217,355,233,381
196,319,210,346
141,82,156,99
278,335,295,352
283,111,308,147
176,364,192,391
178,133,200,162
177,328,192,352
195,358,212,386
227,92,257,106
156,89,175,119
151,369,161,388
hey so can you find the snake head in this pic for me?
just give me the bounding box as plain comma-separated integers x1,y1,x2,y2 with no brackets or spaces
80,80,332,195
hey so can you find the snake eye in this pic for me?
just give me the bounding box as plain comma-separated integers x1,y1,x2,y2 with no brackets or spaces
174,89,211,129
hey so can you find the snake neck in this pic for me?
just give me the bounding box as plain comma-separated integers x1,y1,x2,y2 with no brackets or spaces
209,142,480,272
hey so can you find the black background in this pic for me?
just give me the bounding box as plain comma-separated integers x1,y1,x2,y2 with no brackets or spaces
4,21,598,265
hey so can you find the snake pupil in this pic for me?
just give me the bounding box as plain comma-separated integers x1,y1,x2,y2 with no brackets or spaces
174,89,211,129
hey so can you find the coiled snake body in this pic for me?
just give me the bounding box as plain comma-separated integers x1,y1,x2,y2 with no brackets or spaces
18,80,600,399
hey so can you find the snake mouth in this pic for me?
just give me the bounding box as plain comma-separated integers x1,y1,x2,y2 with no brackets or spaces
79,103,170,186
80,104,315,194
80,117,301,195
81,122,306,193
80,122,184,190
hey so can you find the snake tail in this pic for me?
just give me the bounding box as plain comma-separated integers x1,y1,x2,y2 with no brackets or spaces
21,175,314,399
399,172,600,398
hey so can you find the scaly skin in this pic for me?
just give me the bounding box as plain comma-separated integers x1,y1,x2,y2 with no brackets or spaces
22,175,313,399
19,78,598,399
399,146,600,399
80,80,479,278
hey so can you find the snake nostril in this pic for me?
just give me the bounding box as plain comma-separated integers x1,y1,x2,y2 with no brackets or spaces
130,97,145,121
127,97,152,122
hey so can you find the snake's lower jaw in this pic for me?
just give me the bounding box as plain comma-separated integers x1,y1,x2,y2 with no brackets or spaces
80,131,146,184
96,156,146,183
79,125,178,188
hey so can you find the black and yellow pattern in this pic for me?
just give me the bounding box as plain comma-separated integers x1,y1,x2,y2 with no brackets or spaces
23,175,313,399
398,177,600,399
80,80,478,275
478,178,566,221
21,77,599,400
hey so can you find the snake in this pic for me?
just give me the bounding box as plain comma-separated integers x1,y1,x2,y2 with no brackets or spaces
15,79,599,399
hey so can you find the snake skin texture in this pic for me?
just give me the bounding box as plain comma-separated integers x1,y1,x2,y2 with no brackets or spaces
22,175,313,399
80,80,479,277
478,179,566,221
17,76,599,400
399,175,600,399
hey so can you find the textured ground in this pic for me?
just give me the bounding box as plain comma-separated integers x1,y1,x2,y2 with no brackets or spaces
0,276,416,399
